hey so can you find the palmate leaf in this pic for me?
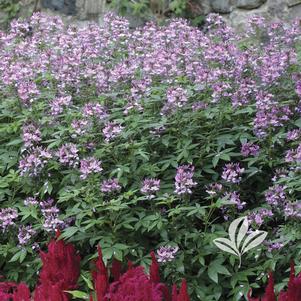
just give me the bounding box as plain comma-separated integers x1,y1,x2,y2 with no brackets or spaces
213,238,239,257
228,216,246,246
241,230,267,255
236,217,249,249
213,216,268,268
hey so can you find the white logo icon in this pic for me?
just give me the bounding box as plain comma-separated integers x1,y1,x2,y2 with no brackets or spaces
213,216,267,268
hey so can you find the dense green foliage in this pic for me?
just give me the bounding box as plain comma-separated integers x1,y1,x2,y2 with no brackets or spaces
2,12,301,301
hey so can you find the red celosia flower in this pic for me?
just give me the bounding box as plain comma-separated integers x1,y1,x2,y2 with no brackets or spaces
0,281,15,301
12,283,31,301
127,260,134,270
248,272,276,301
34,282,68,301
150,251,160,283
171,279,190,301
39,237,80,289
90,246,189,301
278,291,289,301
0,291,11,301
34,234,81,300
92,246,109,301
278,261,301,301
106,266,163,301
157,283,171,301
111,258,122,282
0,281,31,301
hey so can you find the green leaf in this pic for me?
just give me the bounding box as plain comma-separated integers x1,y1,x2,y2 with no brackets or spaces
81,274,94,290
64,290,89,299
208,263,219,283
61,227,79,239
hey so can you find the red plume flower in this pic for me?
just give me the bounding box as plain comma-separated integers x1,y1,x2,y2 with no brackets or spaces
12,283,31,301
0,282,17,301
150,251,160,283
172,279,190,301
92,246,109,301
111,258,122,281
157,283,172,301
34,282,69,301
106,266,163,301
0,281,31,301
34,234,81,300
279,261,301,301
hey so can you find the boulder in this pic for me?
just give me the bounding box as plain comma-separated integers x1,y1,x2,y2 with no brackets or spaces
236,0,267,9
288,2,301,19
211,0,233,14
41,0,77,15
288,0,301,7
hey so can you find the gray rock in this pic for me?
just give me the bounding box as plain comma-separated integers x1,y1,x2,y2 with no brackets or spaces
288,0,301,7
288,2,301,18
194,0,212,15
266,0,289,20
229,6,268,30
41,0,77,15
211,0,233,13
236,0,267,9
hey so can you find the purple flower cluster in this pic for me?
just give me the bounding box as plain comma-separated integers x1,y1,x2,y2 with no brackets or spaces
18,225,36,245
248,208,274,226
161,87,188,115
156,246,179,263
221,163,244,184
102,122,123,142
17,81,40,104
224,191,246,210
285,144,301,163
267,242,284,252
254,92,292,138
284,202,301,219
206,183,223,196
140,178,160,199
272,168,289,182
265,185,287,207
56,143,79,168
40,198,65,232
50,95,72,116
82,103,108,120
174,165,197,195
191,101,208,111
79,157,103,179
24,196,38,206
19,147,52,176
123,100,143,115
231,79,256,107
22,123,41,148
0,208,18,231
241,142,260,157
71,119,90,137
287,129,301,141
100,178,121,193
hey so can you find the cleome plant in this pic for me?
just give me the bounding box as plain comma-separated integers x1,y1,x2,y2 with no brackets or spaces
1,11,301,301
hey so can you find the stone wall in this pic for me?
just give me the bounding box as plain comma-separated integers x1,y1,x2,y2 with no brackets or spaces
196,0,301,28
2,0,301,29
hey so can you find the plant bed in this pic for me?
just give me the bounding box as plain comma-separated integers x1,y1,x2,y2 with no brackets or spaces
1,12,301,300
